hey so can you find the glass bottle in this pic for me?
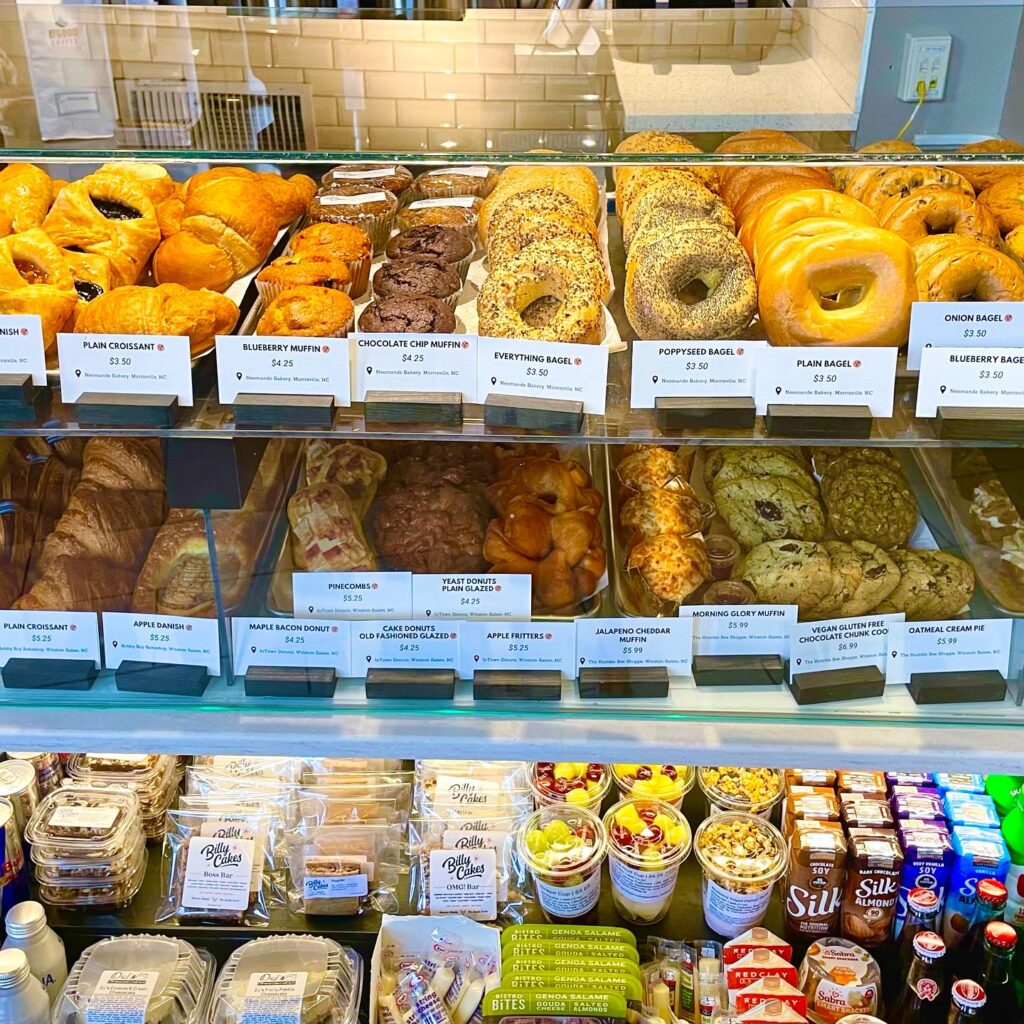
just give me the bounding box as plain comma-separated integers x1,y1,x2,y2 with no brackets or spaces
975,920,1017,1018
952,877,1007,981
889,930,948,1024
898,887,942,977
946,979,985,1023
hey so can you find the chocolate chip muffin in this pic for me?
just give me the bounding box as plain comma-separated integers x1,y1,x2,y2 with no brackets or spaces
385,225,473,281
372,256,462,308
357,295,457,334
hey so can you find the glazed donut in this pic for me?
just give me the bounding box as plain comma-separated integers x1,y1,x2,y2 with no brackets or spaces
952,139,1024,192
833,139,923,191
741,189,878,263
615,131,717,193
915,240,1024,302
621,179,733,251
978,172,1024,234
877,186,1001,247
844,166,974,210
625,222,756,340
616,166,715,219
757,223,914,347
477,241,604,345
482,187,598,251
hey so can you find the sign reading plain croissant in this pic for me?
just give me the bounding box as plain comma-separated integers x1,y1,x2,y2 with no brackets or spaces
57,333,194,405
0,611,100,667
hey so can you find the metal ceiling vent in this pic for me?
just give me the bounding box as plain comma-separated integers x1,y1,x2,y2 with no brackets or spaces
116,79,315,151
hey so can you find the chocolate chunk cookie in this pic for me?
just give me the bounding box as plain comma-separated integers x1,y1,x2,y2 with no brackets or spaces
804,541,866,621
813,446,900,483
916,549,975,618
824,463,917,549
703,445,807,490
715,475,825,549
839,540,901,616
707,449,818,498
733,539,833,612
875,549,944,620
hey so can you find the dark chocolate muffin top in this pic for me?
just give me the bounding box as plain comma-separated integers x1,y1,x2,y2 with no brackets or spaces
357,295,457,334
371,256,461,302
384,225,473,266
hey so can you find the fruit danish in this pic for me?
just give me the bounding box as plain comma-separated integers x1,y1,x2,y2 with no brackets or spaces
0,163,53,234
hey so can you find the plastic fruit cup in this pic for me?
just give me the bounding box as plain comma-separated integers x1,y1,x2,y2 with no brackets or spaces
603,797,692,926
516,804,607,924
530,762,611,812
693,812,787,938
697,765,784,819
611,764,695,809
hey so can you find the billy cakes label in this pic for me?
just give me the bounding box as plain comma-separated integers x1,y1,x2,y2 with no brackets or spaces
429,848,498,918
181,836,255,912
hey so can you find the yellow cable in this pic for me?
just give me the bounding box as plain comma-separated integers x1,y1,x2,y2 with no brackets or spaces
896,80,927,141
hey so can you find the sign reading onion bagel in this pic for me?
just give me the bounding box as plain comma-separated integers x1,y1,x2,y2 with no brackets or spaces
630,339,765,408
908,301,1024,371
753,346,897,417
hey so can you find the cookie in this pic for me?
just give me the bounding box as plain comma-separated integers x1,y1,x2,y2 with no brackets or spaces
824,463,917,549
804,541,866,621
733,539,833,612
839,540,901,616
814,446,900,485
715,475,825,549
703,445,807,490
874,549,944,620
916,549,975,618
708,449,818,498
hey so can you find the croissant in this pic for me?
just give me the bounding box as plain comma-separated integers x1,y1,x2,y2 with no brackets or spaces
14,555,137,612
0,164,52,234
183,167,316,227
80,437,164,492
74,284,239,359
98,161,176,205
153,174,278,292
42,171,161,286
0,288,76,358
156,185,184,239
34,457,81,523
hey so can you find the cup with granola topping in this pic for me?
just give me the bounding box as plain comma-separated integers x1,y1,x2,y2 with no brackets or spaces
698,766,784,819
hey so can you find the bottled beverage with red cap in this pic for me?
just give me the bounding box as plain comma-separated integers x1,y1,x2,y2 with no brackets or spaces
952,877,1007,981
898,887,942,977
975,920,1017,1017
947,979,985,1022
889,930,948,1024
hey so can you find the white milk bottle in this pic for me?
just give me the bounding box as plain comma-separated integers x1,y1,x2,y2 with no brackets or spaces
2,901,67,1005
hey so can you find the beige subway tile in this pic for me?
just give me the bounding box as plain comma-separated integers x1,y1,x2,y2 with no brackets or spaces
120,61,185,80
422,20,485,45
575,48,616,75
698,45,762,63
304,69,352,94
455,99,515,129
115,7,174,28
427,127,487,151
732,19,782,46
426,72,485,101
670,23,700,45
369,126,428,150
362,19,423,42
484,19,550,45
573,103,610,130
455,44,515,74
396,98,456,129
254,66,305,84
106,24,151,63
363,70,425,100
332,40,394,71
338,97,397,127
403,42,455,73
239,16,301,36
636,45,699,65
194,64,245,83
314,95,339,127
485,73,544,101
301,17,362,40
315,125,365,149
514,50,579,76
185,30,211,65
175,13,231,32
271,34,333,68
607,21,668,46
514,101,571,130
545,74,604,101
697,21,733,45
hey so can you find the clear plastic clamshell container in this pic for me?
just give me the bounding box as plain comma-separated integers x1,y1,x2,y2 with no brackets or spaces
36,850,148,907
33,830,147,882
25,785,142,860
54,934,215,1024
207,935,362,1024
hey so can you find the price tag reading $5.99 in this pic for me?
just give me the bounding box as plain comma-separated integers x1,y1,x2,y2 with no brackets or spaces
575,617,692,673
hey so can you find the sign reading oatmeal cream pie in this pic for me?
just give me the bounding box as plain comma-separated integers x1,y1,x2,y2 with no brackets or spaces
231,618,351,677
57,333,193,405
630,340,765,408
908,301,1024,371
754,346,897,417
216,336,351,405
292,571,412,620
575,617,692,673
412,574,531,621
352,334,477,402
350,621,460,672
102,613,220,675
678,605,796,659
0,610,100,666
0,314,46,386
916,346,1024,417
478,337,609,415
887,617,1012,686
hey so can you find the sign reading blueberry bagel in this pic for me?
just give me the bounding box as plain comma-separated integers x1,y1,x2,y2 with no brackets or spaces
916,345,1024,417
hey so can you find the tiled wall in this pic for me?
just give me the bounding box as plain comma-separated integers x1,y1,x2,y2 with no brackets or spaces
0,4,861,152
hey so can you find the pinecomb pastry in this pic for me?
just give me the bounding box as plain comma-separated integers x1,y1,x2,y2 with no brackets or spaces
289,482,377,573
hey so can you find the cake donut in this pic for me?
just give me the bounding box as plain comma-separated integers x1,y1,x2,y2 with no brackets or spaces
757,223,915,346
878,186,1000,246
915,240,1024,302
625,222,756,340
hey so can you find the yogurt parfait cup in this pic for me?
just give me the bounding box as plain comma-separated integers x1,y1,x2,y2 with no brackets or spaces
604,797,692,925
517,804,607,924
612,764,695,809
693,812,787,938
698,766,784,819
530,762,611,812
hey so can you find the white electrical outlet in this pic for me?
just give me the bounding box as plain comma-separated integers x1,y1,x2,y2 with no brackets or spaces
898,34,952,102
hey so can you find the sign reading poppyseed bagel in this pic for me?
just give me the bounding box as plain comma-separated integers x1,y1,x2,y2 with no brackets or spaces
908,301,1024,371
630,339,765,408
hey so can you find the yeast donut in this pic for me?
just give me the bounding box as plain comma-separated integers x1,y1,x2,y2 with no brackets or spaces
915,240,1024,302
845,166,974,210
952,138,1024,192
625,222,756,340
741,189,878,262
878,186,1001,246
757,223,914,347
477,239,604,344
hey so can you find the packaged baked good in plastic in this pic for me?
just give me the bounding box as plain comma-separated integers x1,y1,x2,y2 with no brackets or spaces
409,813,530,923
295,788,406,830
156,807,285,927
54,934,215,1024
284,821,401,916
208,935,361,1024
303,757,404,779
25,785,141,861
190,755,303,784
37,850,148,908
415,761,532,818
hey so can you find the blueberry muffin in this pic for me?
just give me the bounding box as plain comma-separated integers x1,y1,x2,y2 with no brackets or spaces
715,475,825,549
732,539,833,613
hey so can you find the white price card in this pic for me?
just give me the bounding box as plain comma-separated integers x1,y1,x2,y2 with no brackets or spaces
351,620,460,672
754,346,897,417
916,346,1024,417
241,972,307,1024
575,617,692,673
412,574,531,621
85,970,160,1024
678,604,796,659
352,334,477,401
57,333,193,404
292,571,412,620
478,337,609,414
0,611,100,666
630,339,765,408
102,613,220,675
888,618,1012,687
908,301,1024,370
216,336,351,405
231,617,351,676
429,848,498,919
0,314,45,385
790,613,903,676
458,621,576,680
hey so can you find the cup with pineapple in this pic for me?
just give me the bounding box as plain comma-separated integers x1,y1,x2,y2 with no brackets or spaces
611,764,695,809
530,762,611,812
